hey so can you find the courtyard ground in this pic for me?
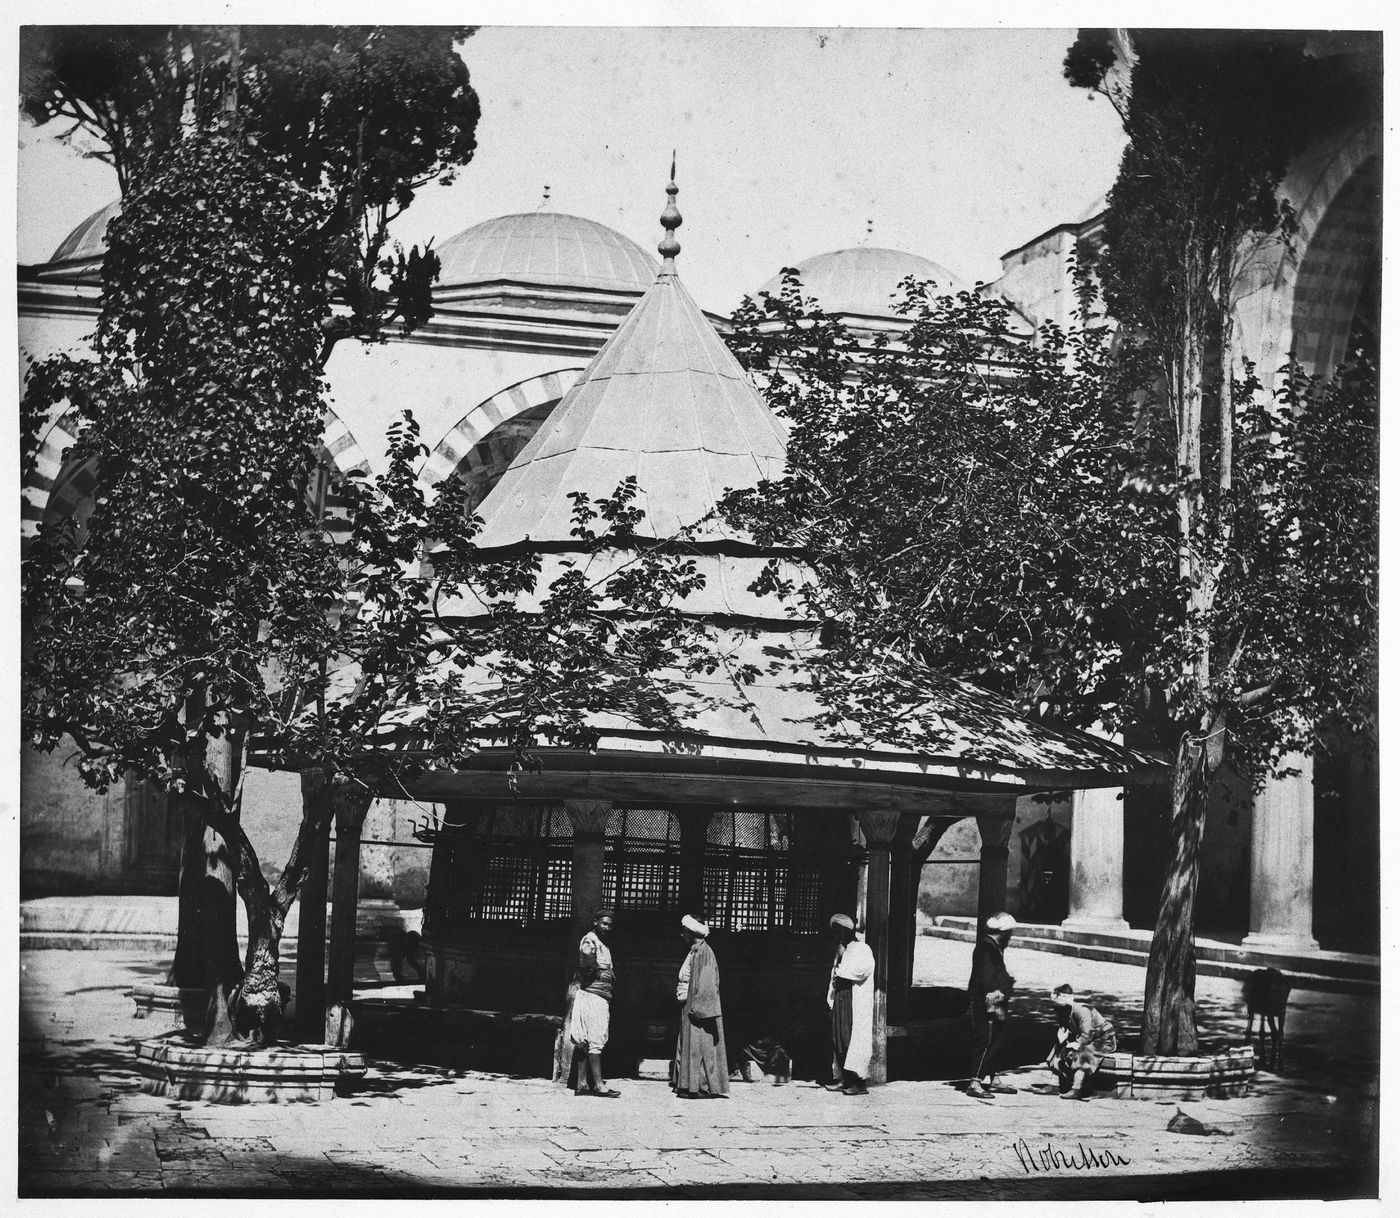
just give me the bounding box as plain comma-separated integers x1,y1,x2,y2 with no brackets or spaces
17,935,1381,1200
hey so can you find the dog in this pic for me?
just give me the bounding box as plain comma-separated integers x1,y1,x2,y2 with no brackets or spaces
1242,967,1291,1070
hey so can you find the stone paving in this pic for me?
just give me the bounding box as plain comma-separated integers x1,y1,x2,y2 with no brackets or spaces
18,937,1381,1199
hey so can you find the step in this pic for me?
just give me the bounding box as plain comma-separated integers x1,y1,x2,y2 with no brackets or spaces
926,919,1379,995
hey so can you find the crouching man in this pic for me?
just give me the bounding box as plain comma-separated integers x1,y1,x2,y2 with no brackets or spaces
1045,984,1117,1100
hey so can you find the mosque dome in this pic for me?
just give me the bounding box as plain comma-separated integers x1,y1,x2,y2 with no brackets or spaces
49,199,121,264
435,212,658,294
759,246,970,319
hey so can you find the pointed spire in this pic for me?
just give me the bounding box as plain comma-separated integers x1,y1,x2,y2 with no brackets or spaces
658,152,681,271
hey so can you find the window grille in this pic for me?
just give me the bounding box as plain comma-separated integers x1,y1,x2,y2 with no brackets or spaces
455,801,844,933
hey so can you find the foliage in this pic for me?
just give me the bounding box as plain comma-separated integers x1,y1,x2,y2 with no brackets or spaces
723,271,1171,743
1065,30,1378,1052
723,254,1377,1054
22,132,716,1043
19,24,479,352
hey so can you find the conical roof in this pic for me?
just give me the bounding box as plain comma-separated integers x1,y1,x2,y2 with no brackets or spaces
473,255,786,548
415,179,1163,792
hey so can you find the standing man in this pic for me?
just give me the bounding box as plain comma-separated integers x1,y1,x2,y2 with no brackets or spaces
569,908,620,1098
825,913,874,1095
967,910,1017,1098
673,914,729,1098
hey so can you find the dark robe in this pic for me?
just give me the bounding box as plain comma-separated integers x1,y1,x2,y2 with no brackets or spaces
674,940,729,1096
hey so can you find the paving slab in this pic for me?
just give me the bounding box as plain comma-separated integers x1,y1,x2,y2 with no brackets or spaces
18,947,1380,1199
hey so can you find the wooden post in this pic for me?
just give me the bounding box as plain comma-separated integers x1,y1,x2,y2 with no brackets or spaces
555,800,610,1084
295,769,332,1043
678,810,712,916
975,807,1017,932
324,779,372,1049
886,812,921,1024
857,809,904,1086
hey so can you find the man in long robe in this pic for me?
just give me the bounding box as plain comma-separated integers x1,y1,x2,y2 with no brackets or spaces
825,912,874,1095
674,914,729,1098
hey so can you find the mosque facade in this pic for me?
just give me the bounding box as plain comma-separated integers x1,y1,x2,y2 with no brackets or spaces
19,35,1379,981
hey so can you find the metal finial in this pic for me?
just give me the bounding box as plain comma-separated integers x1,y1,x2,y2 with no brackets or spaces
540,183,551,209
658,151,681,264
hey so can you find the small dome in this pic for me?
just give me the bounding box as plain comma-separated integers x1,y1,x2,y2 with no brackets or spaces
50,199,121,264
758,247,970,319
436,212,658,294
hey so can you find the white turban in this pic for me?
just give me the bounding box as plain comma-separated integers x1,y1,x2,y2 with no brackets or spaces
681,914,709,937
829,913,855,930
986,912,1017,932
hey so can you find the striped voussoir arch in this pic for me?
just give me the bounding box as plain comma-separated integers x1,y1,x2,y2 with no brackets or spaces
417,368,585,493
22,405,373,546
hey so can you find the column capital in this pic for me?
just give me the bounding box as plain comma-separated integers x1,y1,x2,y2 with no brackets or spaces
564,799,611,837
330,777,373,836
300,767,332,798
856,809,921,849
974,812,1014,857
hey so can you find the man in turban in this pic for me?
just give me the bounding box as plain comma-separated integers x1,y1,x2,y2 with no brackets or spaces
967,910,1017,1098
825,913,875,1095
674,914,729,1098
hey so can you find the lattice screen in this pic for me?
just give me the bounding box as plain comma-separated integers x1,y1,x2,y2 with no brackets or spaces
461,801,839,931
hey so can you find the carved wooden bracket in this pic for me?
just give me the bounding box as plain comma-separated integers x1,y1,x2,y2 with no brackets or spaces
564,799,610,838
331,778,373,838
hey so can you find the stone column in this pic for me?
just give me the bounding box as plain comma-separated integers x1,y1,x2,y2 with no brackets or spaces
295,769,332,1041
556,800,610,1084
975,807,1016,931
325,779,373,1048
1062,786,1130,934
1244,755,1319,951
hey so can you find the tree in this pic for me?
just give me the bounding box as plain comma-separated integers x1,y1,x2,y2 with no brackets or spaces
724,245,1375,1059
22,134,714,1047
21,28,715,1047
20,24,479,353
22,24,483,1023
1066,29,1378,1054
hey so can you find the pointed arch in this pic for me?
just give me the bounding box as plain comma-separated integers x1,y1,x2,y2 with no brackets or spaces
417,368,585,503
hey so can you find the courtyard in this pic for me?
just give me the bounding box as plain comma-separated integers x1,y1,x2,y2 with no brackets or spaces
18,934,1379,1199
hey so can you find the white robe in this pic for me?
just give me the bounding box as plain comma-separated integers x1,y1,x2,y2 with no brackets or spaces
827,936,875,1078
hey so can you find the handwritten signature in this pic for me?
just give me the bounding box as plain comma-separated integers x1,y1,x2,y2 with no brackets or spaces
1011,1138,1130,1173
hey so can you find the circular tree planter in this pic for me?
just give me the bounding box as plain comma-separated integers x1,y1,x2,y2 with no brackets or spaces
1098,1046,1255,1099
130,984,207,1032
135,1035,367,1103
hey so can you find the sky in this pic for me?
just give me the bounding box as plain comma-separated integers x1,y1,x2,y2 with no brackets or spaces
15,25,1128,315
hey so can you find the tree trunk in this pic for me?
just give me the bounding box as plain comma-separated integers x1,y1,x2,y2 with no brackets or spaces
1140,727,1220,1055
200,820,244,1047
166,798,209,989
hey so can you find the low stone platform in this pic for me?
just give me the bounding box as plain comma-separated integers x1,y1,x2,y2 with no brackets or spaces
135,1035,367,1103
1098,1046,1256,1100
927,917,1378,994
130,983,206,1029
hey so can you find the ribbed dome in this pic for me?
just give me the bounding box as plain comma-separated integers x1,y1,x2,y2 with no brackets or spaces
436,212,658,294
50,199,121,264
759,246,970,319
